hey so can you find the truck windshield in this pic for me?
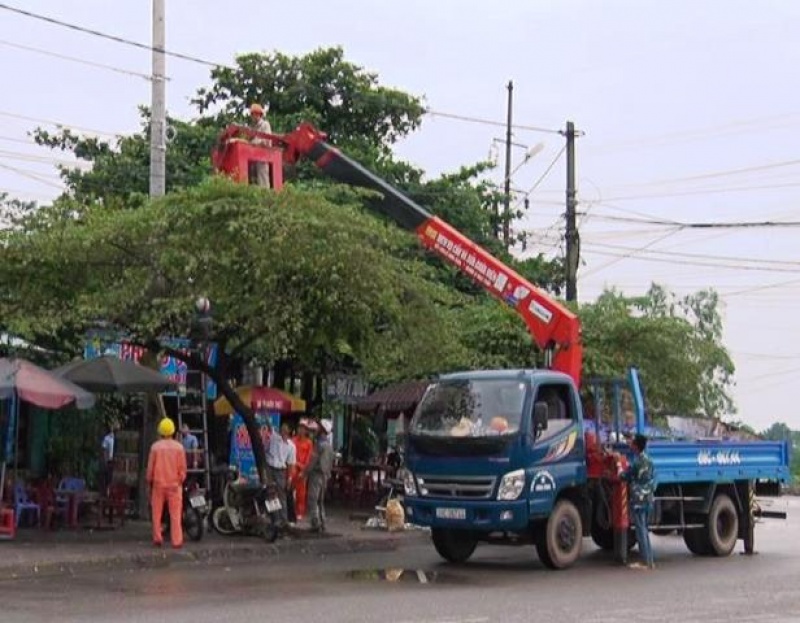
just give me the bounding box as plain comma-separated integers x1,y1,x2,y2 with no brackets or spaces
410,378,527,438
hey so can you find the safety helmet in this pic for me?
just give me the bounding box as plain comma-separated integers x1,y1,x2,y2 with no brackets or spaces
249,103,264,116
157,417,176,438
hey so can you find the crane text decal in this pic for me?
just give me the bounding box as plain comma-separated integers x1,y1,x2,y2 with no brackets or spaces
422,223,553,324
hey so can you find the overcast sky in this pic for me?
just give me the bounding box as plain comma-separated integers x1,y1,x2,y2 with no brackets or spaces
2,1,799,431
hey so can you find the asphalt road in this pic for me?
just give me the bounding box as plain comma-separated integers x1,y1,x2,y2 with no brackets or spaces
2,498,798,623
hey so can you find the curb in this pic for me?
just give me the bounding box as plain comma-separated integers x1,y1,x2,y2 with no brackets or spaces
0,532,427,581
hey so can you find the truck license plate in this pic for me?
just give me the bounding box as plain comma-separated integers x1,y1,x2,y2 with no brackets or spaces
189,494,206,509
265,498,282,513
435,507,466,520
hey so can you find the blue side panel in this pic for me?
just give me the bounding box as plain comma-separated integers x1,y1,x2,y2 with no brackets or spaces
648,439,790,484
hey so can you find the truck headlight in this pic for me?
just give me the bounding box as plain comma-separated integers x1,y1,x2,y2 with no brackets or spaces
497,469,525,501
403,470,418,496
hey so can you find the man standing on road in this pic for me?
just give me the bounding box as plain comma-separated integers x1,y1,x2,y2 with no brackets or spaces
147,418,187,549
306,420,334,533
265,423,296,531
99,423,119,496
291,420,314,523
624,433,655,569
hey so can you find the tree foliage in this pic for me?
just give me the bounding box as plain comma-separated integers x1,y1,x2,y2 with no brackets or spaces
0,179,463,478
580,285,734,418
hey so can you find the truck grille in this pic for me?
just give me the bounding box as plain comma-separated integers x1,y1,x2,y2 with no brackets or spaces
417,475,496,500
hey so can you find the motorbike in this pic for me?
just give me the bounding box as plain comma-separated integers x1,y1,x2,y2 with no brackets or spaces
211,468,281,543
162,480,207,542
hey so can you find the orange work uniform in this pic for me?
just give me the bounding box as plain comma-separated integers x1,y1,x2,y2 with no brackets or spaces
292,435,314,520
146,438,187,547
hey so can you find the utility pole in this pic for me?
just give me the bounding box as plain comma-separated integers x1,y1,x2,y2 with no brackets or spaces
564,120,579,302
502,80,514,249
149,0,166,197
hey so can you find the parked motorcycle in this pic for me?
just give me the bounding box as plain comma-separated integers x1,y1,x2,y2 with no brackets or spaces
211,468,281,543
162,480,207,542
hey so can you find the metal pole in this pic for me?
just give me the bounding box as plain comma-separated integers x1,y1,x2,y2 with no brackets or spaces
502,80,514,249
565,120,579,302
149,0,167,197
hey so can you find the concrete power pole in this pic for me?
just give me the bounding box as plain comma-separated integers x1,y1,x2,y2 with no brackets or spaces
564,121,579,302
149,0,167,197
502,80,514,249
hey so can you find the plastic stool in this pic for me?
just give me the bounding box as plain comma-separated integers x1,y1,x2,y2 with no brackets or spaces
0,508,16,539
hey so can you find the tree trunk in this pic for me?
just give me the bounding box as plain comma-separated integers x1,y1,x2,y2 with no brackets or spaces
162,345,268,485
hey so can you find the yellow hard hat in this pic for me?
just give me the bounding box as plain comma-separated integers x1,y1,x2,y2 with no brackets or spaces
157,418,176,437
249,103,264,115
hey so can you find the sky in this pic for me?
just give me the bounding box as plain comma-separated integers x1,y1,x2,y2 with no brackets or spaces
1,1,799,431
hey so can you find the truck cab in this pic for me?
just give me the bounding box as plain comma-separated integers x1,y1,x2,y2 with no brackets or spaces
403,369,590,567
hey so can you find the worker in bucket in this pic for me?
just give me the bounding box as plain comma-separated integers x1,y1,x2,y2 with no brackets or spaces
147,418,187,549
248,102,272,187
624,433,655,569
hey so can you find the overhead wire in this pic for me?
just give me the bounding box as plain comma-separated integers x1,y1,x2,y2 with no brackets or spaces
0,39,161,81
0,3,224,69
0,110,124,139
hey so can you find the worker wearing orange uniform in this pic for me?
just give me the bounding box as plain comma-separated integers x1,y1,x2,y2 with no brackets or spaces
147,418,187,548
291,420,315,522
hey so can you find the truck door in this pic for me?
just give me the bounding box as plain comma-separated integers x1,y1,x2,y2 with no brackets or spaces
527,381,586,518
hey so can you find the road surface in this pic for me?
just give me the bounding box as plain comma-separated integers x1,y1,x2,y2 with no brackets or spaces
1,498,797,623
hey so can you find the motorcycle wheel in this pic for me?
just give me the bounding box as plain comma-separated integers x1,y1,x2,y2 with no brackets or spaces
262,517,279,543
184,507,204,542
212,507,237,535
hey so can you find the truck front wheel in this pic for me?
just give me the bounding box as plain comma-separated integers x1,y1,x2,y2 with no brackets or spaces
431,528,477,564
536,499,583,570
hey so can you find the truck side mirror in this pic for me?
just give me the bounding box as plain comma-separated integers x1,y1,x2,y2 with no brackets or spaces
533,401,549,437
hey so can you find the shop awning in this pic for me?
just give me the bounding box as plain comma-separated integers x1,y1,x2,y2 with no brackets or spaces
355,380,430,417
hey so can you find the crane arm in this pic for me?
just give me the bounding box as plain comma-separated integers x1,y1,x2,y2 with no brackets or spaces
217,123,583,387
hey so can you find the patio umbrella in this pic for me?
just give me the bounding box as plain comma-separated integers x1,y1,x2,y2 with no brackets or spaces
0,357,96,500
53,355,177,393
213,385,306,416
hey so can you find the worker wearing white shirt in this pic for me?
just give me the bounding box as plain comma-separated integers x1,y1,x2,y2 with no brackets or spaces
99,423,118,496
265,423,296,529
248,103,273,187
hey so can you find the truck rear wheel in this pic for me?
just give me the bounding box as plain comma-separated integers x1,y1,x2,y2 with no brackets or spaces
536,499,583,570
706,493,738,557
683,526,711,556
431,528,477,564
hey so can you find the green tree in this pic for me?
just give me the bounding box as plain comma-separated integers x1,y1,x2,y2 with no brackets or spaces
580,285,734,418
0,179,461,481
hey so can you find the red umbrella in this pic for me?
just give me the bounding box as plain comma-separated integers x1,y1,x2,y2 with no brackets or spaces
0,358,95,409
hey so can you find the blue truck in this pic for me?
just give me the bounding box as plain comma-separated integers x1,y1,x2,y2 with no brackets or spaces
401,368,789,569
213,121,791,569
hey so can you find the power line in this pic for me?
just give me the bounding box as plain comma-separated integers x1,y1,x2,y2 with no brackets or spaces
0,3,223,69
600,181,800,203
609,158,800,190
584,241,800,267
0,39,160,81
581,228,683,278
525,145,566,195
586,211,800,229
582,245,800,274
721,275,800,298
588,112,800,154
0,162,63,189
424,109,562,135
0,149,90,168
0,110,124,138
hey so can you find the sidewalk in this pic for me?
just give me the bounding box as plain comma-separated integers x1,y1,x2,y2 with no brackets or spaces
0,508,429,581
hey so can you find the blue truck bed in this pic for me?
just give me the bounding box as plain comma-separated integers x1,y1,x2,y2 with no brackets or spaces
646,439,790,484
